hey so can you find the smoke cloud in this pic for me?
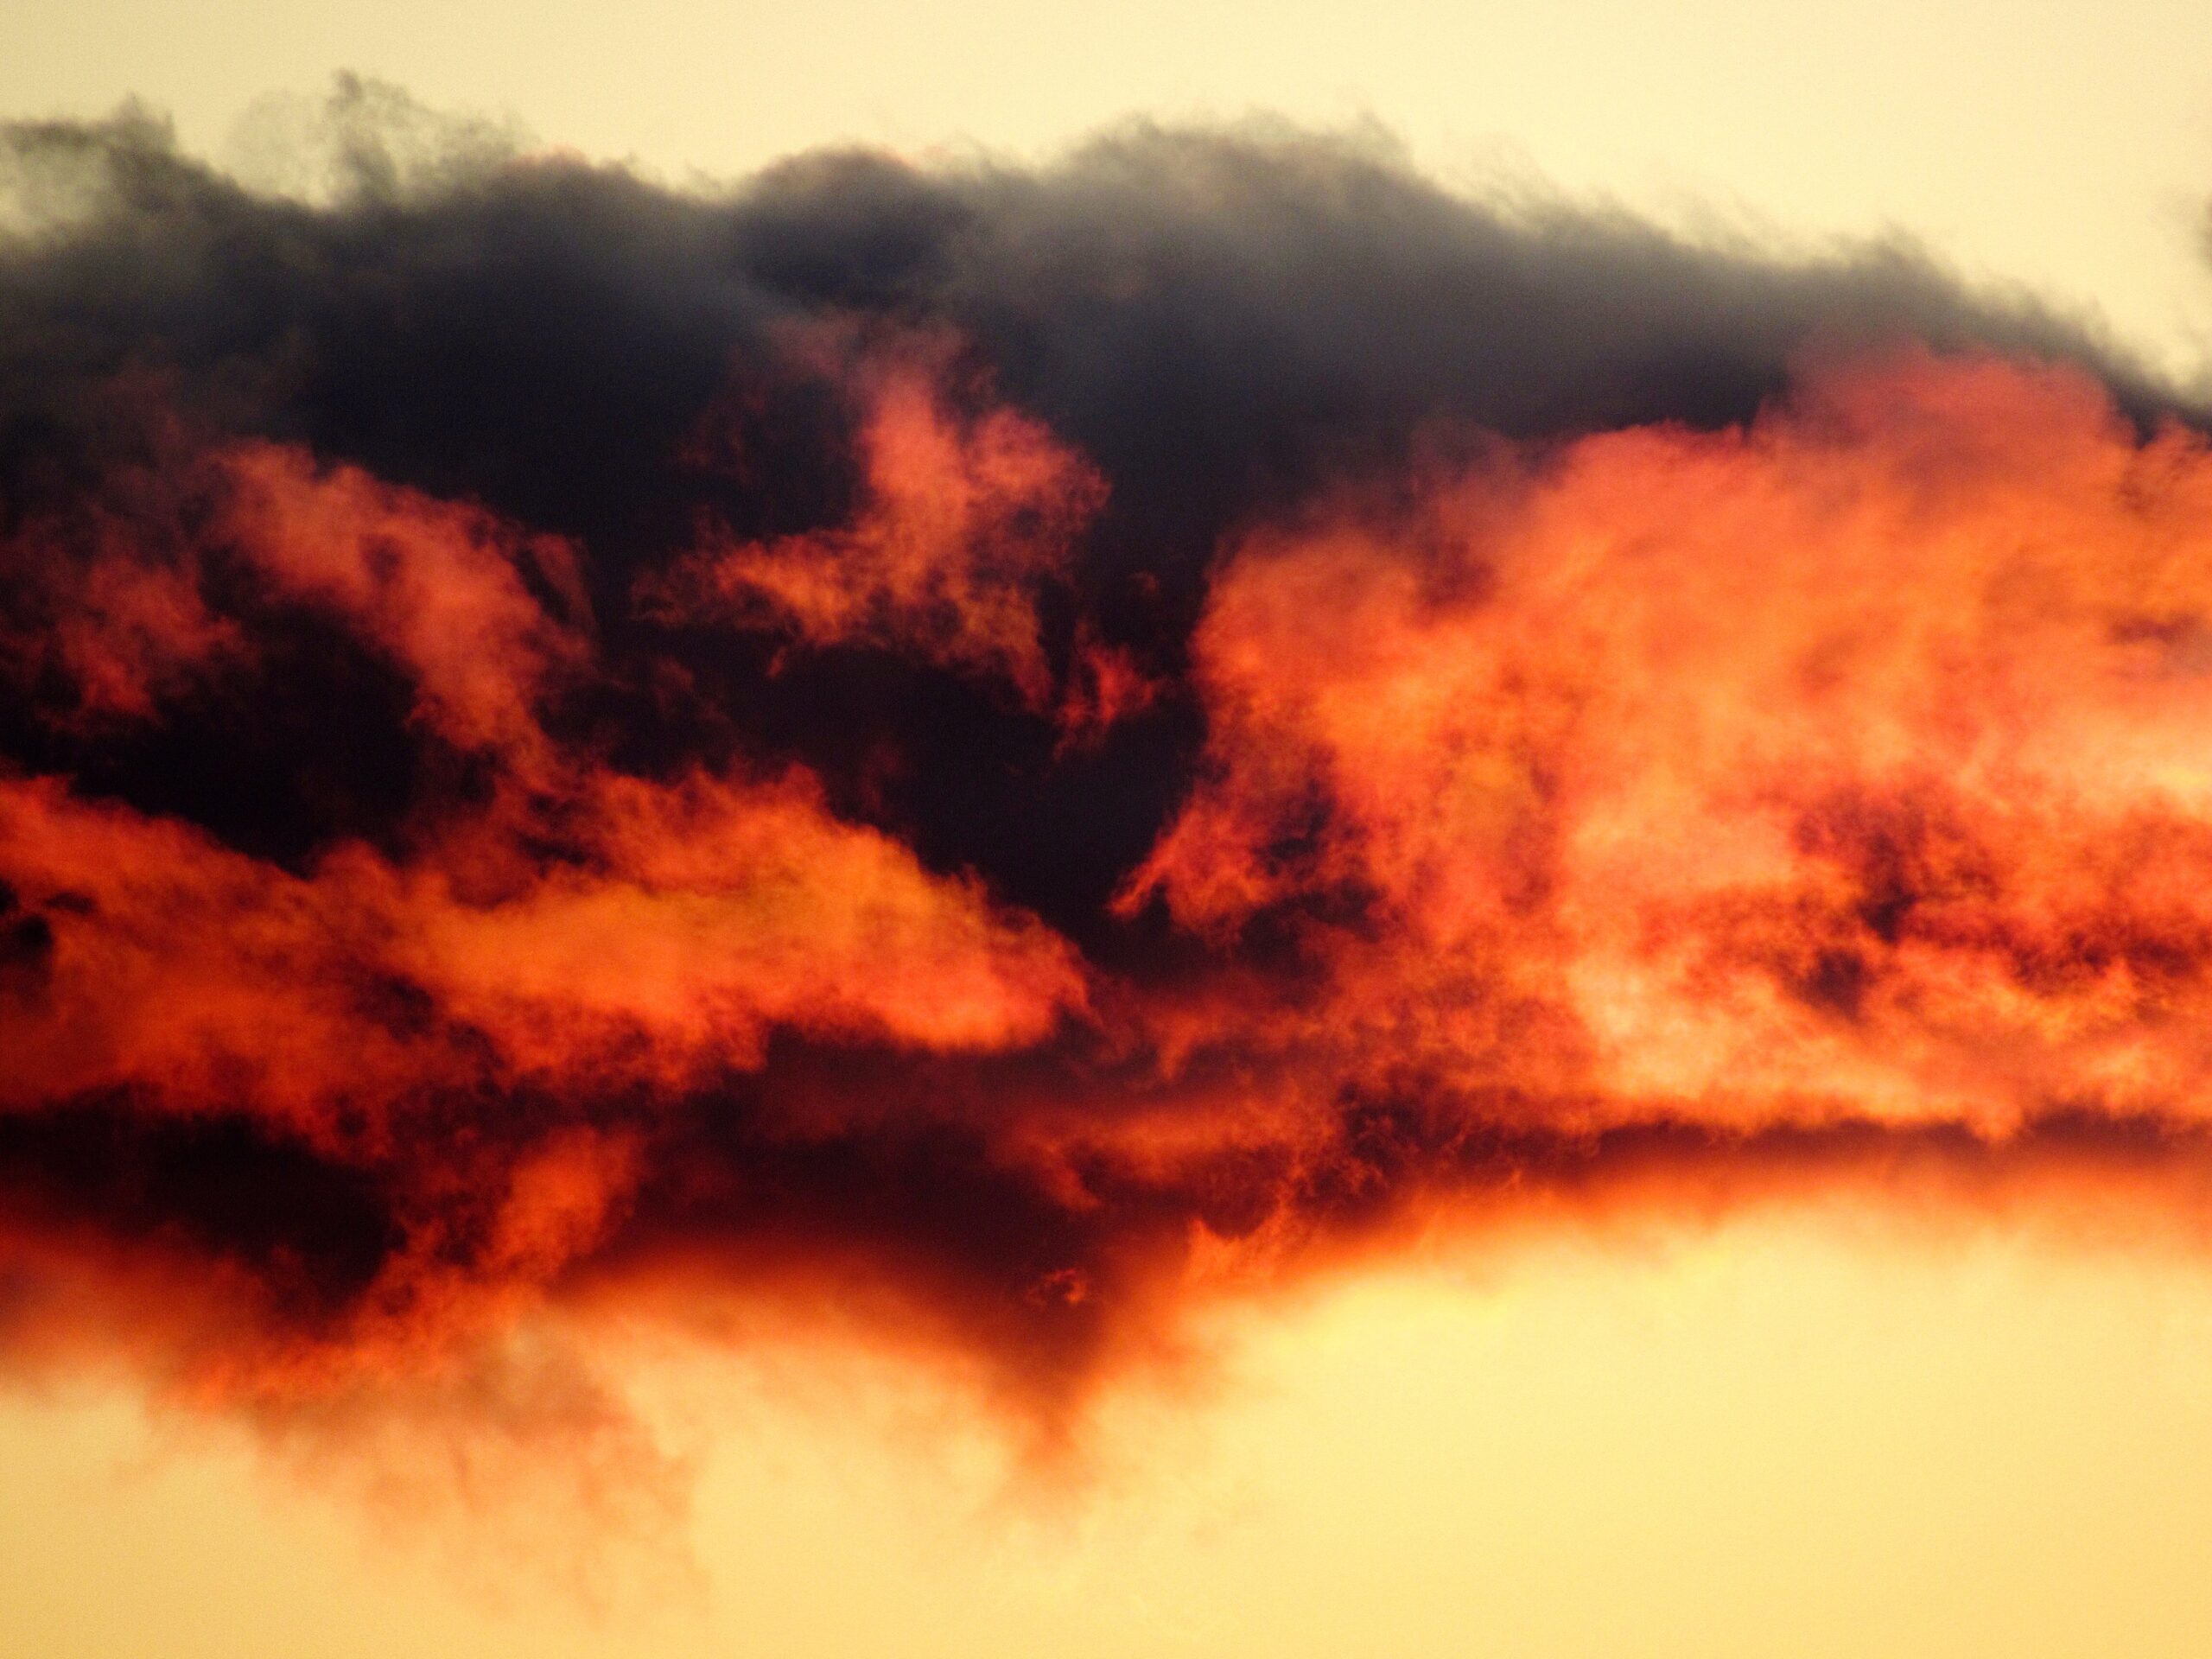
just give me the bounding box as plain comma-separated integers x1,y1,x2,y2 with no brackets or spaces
5,85,2212,1481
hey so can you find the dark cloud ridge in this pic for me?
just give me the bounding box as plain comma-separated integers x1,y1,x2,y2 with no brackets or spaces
2,93,2182,898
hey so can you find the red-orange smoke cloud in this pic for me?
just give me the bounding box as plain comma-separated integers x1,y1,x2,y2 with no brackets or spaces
647,328,1110,711
1125,352,2212,1136
7,110,2212,1497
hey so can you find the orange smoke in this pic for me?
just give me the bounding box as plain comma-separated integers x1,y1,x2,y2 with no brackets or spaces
10,340,2212,1461
1126,350,2212,1137
648,329,1110,710
0,766,1082,1130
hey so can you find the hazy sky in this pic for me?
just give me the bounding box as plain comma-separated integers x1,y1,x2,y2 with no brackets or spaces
12,5,2212,1657
14,1219,2212,1657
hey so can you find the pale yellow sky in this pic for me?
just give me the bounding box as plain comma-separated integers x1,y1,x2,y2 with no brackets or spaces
11,1215,2212,1657
8,0,2212,372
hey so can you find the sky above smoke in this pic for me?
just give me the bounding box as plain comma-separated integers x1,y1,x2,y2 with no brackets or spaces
9,92,2212,1517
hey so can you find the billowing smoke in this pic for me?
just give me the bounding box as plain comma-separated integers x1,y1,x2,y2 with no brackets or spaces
5,86,2212,1471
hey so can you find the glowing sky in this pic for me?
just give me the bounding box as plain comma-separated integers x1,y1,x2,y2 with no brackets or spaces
10,4,2212,1656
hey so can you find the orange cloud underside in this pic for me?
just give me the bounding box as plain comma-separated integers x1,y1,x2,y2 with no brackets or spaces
1128,351,2212,1134
9,341,2212,1442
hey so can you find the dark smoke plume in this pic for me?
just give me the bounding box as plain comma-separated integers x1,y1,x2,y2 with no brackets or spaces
4,83,2212,1479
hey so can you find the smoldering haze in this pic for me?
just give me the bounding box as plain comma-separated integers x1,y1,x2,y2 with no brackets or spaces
4,86,2212,1477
